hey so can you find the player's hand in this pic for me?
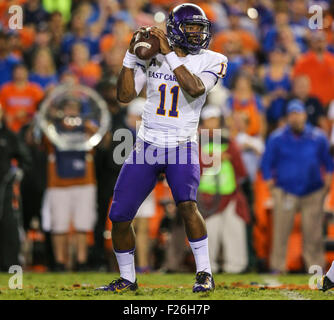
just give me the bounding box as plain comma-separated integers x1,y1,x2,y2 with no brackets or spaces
129,26,148,54
149,26,172,55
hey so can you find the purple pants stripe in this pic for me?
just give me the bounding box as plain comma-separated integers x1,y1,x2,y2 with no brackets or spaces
114,247,135,254
188,235,208,243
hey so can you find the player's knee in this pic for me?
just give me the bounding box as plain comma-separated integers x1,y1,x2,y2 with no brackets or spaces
108,203,134,222
112,220,132,234
177,201,198,218
109,209,127,223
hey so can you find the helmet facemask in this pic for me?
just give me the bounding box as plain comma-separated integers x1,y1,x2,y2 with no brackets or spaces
181,22,210,47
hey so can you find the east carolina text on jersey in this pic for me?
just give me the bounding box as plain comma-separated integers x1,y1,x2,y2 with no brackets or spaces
148,71,177,82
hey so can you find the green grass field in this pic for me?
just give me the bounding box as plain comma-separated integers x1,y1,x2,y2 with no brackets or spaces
0,272,334,300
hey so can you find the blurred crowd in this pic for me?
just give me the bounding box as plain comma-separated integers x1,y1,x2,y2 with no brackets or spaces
1,0,334,274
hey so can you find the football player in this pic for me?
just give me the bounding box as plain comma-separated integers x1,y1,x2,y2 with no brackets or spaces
320,261,334,292
96,3,228,293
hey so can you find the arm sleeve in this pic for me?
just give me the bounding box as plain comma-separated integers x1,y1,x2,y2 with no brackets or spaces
197,71,219,93
134,65,147,96
197,53,228,93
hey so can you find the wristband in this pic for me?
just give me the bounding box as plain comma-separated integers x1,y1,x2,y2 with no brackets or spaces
165,51,183,71
123,50,137,69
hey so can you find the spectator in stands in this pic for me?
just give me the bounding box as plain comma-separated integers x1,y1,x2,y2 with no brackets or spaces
240,55,265,95
100,46,127,81
277,25,302,63
284,75,329,133
288,0,309,52
260,46,291,131
24,0,50,27
234,111,265,182
122,0,154,30
292,31,334,107
68,42,101,88
59,69,79,86
24,24,59,70
0,32,20,87
198,105,250,273
19,119,47,232
94,0,124,35
262,9,290,54
60,10,100,65
0,64,44,133
211,8,259,55
29,48,58,92
99,19,132,54
42,98,98,271
261,99,334,273
7,31,25,60
226,73,266,138
47,11,65,56
0,104,31,271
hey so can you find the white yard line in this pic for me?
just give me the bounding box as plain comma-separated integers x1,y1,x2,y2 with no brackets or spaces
261,276,311,300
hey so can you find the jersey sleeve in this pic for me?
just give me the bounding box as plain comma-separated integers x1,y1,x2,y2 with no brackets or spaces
203,53,228,79
197,52,228,93
197,72,218,93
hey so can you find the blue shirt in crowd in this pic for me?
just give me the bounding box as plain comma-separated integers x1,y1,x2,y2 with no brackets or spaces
264,70,291,123
29,73,58,89
0,55,20,87
60,34,100,61
261,124,334,196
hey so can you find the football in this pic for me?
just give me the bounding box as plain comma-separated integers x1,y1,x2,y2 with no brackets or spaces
134,28,160,60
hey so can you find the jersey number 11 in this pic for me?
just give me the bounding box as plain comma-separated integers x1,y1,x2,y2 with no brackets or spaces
156,84,179,118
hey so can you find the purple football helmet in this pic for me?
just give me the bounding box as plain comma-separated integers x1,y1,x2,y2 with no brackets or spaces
167,3,212,55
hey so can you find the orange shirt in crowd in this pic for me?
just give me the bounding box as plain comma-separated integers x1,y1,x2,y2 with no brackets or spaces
18,26,36,50
231,97,263,136
0,81,44,132
211,30,259,54
292,51,334,106
99,34,132,53
68,61,102,87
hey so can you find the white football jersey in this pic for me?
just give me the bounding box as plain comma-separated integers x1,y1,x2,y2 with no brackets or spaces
134,49,228,147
